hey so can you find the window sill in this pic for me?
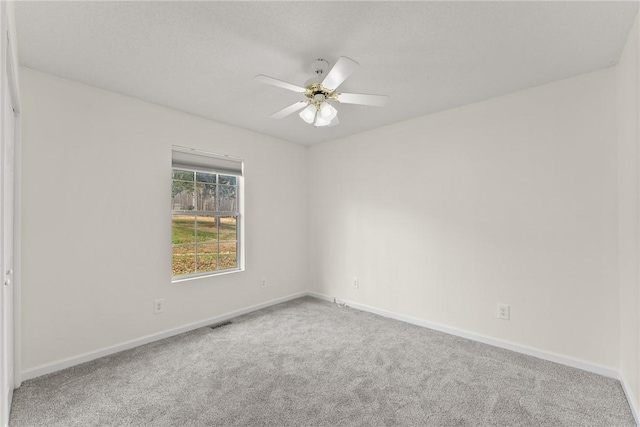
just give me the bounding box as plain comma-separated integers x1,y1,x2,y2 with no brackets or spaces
172,268,244,284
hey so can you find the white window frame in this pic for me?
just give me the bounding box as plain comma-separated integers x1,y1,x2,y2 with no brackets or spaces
171,147,243,282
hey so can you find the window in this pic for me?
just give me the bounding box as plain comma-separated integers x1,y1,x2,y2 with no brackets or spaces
171,147,242,280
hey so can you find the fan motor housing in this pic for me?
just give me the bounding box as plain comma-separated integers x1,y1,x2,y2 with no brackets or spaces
305,83,337,106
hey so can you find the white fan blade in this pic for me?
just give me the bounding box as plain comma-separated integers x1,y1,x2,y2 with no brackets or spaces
321,57,359,90
254,75,306,93
337,92,389,107
328,117,340,127
269,101,308,119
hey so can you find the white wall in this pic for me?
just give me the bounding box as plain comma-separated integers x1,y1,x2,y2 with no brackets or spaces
19,67,308,372
617,12,640,418
308,68,620,370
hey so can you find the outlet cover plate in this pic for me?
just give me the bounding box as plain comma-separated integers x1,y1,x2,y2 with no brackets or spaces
154,299,164,314
497,304,510,320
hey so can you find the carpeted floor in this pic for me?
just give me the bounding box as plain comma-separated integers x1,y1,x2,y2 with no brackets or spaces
9,297,636,426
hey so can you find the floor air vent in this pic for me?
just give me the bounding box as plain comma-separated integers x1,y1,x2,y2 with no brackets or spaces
209,321,232,330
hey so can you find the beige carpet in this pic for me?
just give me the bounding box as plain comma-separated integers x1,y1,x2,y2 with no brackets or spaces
10,297,636,426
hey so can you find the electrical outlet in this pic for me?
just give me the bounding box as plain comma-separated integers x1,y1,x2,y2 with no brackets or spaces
497,304,510,320
353,278,359,289
260,278,267,288
154,299,164,314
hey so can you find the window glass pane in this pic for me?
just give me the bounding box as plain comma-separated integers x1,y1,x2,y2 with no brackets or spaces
172,169,194,181
172,180,195,210
172,215,195,244
218,175,237,185
217,185,237,212
172,244,196,276
196,172,216,183
196,243,218,272
218,242,237,270
171,166,241,279
218,216,237,241
196,215,218,243
196,183,216,211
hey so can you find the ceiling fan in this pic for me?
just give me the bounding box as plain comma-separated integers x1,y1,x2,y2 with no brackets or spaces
254,57,389,127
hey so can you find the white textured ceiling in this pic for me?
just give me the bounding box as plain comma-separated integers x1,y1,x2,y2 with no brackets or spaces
15,1,639,145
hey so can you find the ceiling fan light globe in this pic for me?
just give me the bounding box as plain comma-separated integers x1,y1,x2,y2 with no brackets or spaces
326,103,338,121
320,102,332,117
319,102,338,122
314,116,331,127
299,104,317,124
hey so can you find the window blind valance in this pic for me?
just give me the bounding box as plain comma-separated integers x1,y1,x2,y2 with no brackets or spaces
172,146,243,176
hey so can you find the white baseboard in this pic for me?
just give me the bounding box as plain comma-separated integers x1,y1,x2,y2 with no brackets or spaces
21,292,307,381
305,291,334,303
620,376,640,426
306,292,619,379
